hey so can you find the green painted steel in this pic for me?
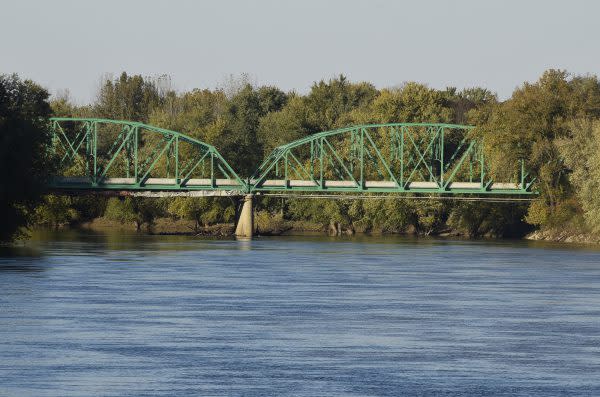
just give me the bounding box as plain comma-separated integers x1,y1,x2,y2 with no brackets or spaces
49,118,245,192
49,119,534,196
250,123,534,194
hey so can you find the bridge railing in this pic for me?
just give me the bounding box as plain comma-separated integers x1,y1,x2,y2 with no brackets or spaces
49,118,246,193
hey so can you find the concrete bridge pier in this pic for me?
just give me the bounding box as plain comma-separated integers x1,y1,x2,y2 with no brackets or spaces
235,194,254,238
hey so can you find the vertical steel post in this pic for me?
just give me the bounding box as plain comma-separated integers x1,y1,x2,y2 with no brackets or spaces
400,126,404,188
389,126,393,164
480,143,484,188
310,140,314,178
360,128,364,189
429,127,434,182
93,121,97,185
469,150,473,183
86,122,91,177
175,136,179,184
166,137,171,178
440,127,444,186
134,127,138,183
319,137,324,188
284,151,289,187
350,130,354,173
210,152,215,188
125,126,130,178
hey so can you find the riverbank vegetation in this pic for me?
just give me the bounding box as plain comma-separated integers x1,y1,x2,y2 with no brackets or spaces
0,75,55,241
2,70,600,241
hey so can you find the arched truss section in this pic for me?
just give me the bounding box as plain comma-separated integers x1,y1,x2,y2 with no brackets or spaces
49,118,245,192
250,123,534,194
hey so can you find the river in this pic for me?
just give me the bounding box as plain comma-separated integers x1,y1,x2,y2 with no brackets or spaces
1,231,600,396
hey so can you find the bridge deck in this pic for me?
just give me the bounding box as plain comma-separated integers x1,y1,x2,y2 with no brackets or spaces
252,179,525,194
52,177,526,195
256,179,520,190
53,177,243,188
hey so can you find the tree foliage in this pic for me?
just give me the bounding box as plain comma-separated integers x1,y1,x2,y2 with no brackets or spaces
104,197,162,231
0,74,53,241
473,70,600,231
96,72,166,122
167,197,233,232
18,69,600,238
34,195,80,229
557,119,600,232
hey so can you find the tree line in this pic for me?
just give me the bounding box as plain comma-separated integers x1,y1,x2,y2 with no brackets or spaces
2,70,600,241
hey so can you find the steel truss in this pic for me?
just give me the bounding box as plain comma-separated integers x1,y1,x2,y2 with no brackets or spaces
49,119,534,196
49,118,245,192
250,123,534,195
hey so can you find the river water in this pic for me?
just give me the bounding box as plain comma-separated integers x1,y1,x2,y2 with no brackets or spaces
1,231,600,396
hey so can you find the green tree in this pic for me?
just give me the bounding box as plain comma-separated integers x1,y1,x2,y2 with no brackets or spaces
557,119,600,233
473,70,600,229
365,83,453,124
447,201,529,237
444,87,497,125
287,198,353,235
304,75,377,131
220,84,287,175
150,84,287,176
0,74,54,241
257,95,308,153
167,197,233,232
348,198,415,233
95,72,164,122
413,200,448,235
50,90,92,118
34,195,80,229
150,89,228,139
104,197,162,231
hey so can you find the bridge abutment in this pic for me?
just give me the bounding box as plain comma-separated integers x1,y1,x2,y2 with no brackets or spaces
235,194,254,238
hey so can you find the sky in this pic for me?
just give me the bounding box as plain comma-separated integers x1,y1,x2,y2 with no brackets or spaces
2,0,599,104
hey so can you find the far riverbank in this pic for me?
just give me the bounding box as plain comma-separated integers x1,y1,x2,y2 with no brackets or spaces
48,217,600,245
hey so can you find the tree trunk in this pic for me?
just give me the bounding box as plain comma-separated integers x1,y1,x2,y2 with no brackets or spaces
328,221,338,236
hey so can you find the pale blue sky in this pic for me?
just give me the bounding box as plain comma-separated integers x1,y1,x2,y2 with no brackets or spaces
2,0,598,103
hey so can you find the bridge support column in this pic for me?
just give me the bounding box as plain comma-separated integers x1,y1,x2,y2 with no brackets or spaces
235,194,254,238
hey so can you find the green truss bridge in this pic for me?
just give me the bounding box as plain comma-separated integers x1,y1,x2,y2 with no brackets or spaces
49,118,535,236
